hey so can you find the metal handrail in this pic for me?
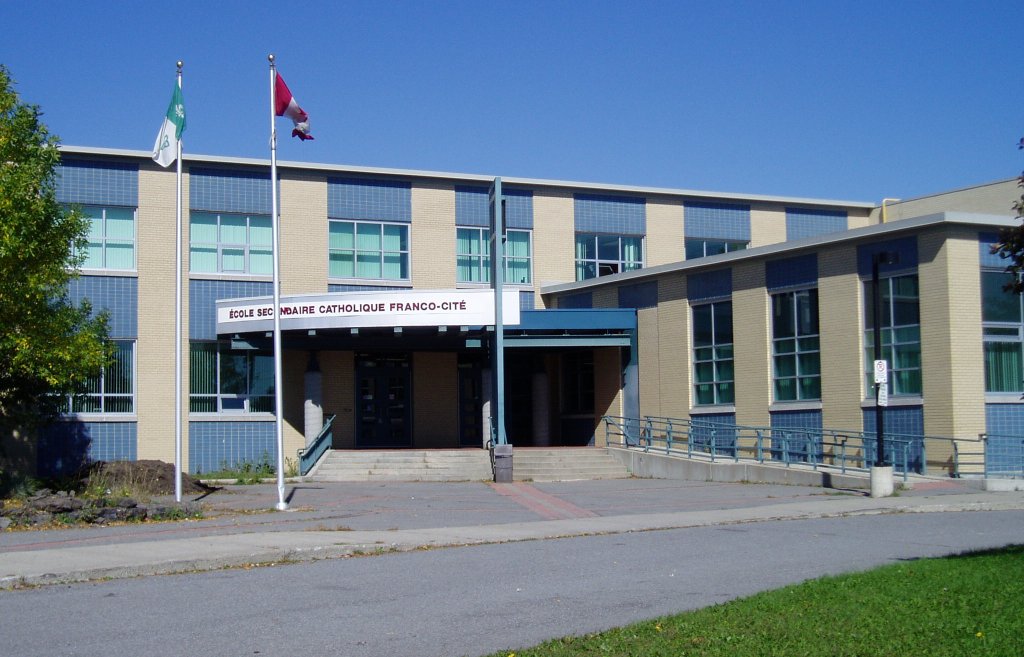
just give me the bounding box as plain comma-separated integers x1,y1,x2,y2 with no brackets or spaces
297,414,337,476
604,415,990,480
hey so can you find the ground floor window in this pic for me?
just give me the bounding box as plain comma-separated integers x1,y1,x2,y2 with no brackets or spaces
863,274,921,395
189,341,274,413
771,288,821,401
63,340,135,414
982,269,1024,392
693,301,734,405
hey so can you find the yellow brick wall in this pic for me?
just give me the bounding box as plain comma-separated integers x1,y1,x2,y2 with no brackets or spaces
321,351,355,449
282,348,306,465
280,172,327,295
532,190,576,307
918,227,986,471
637,306,661,417
593,347,623,446
136,165,184,465
818,245,864,432
848,208,872,230
750,205,786,248
656,275,690,418
646,198,682,267
413,352,457,447
732,261,770,427
411,183,455,289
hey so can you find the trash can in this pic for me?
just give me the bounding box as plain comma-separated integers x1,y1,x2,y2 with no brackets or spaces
493,444,513,483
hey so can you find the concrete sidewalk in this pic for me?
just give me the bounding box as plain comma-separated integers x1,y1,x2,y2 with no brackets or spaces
2,478,1023,589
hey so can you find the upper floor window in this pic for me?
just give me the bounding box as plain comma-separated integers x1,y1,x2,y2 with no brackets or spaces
771,289,820,401
76,206,136,270
456,227,532,284
693,301,734,405
685,238,747,260
189,341,274,414
329,220,409,281
190,212,272,275
863,274,921,396
982,270,1024,393
575,233,643,280
62,340,135,414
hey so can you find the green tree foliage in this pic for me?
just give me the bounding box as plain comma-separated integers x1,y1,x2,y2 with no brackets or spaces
0,65,110,431
991,137,1024,293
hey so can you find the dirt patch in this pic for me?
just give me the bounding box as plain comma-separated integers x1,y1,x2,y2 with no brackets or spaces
84,460,215,497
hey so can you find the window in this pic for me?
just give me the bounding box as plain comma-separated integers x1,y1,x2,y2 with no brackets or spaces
864,274,921,395
76,206,136,270
982,270,1024,393
328,220,409,281
685,238,747,260
575,233,643,280
190,342,274,413
693,301,734,405
190,212,272,275
456,227,532,284
772,289,820,401
63,340,134,413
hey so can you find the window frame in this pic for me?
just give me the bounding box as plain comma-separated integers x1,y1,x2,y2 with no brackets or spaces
189,341,275,414
456,226,533,285
328,219,410,282
771,288,821,402
684,238,748,260
863,273,922,397
62,339,135,415
74,205,137,271
189,212,272,275
574,232,644,281
982,268,1024,394
692,300,734,406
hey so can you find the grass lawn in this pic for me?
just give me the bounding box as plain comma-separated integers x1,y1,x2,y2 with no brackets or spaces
486,545,1024,657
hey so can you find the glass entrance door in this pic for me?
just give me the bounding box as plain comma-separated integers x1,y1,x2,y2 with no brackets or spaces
356,354,412,448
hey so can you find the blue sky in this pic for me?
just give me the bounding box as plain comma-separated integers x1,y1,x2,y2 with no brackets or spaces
3,0,1022,203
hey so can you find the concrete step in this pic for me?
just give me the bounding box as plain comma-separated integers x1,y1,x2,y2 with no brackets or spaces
511,448,630,482
309,449,492,482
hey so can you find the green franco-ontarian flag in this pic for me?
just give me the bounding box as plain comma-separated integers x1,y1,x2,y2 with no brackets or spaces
152,82,186,168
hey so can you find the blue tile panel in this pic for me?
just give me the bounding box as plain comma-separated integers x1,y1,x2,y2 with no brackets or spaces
856,236,918,277
328,177,411,222
618,281,658,309
328,284,409,293
56,158,138,206
766,254,818,291
189,167,272,214
519,290,535,311
190,279,273,340
688,412,737,456
862,405,924,472
559,292,593,309
785,208,847,240
687,269,732,302
770,409,824,463
979,232,1008,268
455,186,534,229
37,421,137,477
683,202,751,240
189,421,276,474
67,275,138,338
574,194,645,235
985,404,1024,476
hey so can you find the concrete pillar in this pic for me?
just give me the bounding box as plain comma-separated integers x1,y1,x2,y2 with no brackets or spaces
481,369,493,447
303,352,323,447
532,370,551,446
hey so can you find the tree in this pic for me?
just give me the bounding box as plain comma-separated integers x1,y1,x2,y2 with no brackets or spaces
0,64,110,438
991,138,1024,293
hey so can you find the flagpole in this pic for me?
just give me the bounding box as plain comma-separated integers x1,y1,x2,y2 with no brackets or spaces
269,54,288,511
174,61,184,504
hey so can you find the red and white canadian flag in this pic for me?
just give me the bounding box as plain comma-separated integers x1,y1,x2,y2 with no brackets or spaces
274,72,313,141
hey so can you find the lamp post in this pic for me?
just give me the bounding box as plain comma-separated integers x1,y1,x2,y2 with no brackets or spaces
870,251,899,496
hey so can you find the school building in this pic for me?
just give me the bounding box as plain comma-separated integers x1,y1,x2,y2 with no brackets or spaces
16,146,1024,479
